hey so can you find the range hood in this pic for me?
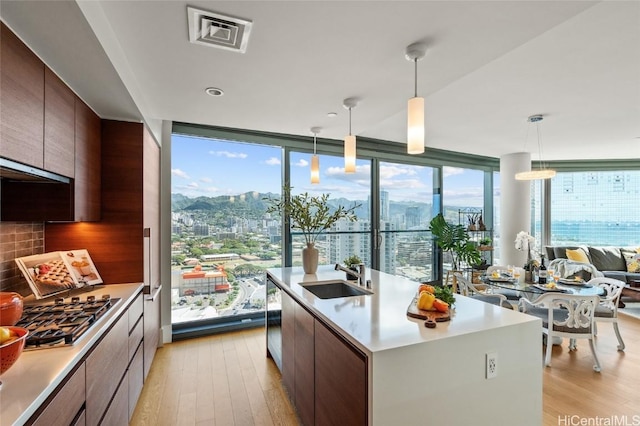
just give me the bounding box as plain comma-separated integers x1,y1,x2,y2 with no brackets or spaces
0,157,70,183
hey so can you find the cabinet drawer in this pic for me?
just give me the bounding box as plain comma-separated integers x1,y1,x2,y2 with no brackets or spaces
128,315,143,361
100,372,129,426
128,342,144,420
85,313,128,426
128,292,143,332
32,363,86,426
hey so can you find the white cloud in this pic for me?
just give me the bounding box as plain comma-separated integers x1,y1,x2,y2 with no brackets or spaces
379,164,419,179
294,159,309,167
265,157,281,166
443,166,464,178
200,177,213,183
187,182,199,189
172,168,190,179
209,150,248,159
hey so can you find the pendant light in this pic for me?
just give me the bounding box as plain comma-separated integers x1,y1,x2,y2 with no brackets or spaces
405,43,427,155
343,97,358,173
515,115,557,180
310,126,321,184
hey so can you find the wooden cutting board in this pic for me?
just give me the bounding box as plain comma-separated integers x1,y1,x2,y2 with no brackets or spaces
406,297,451,322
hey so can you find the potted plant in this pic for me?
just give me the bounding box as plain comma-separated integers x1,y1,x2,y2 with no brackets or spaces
429,214,482,284
265,186,359,274
343,254,363,280
478,236,493,251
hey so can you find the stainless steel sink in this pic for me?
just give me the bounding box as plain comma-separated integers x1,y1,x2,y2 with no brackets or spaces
300,280,373,299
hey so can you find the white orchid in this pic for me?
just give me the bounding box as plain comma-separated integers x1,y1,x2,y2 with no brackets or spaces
514,231,535,251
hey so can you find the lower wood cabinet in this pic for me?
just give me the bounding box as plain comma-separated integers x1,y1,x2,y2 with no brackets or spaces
31,362,86,426
294,303,315,426
99,372,129,426
315,320,367,426
278,284,368,425
85,310,129,426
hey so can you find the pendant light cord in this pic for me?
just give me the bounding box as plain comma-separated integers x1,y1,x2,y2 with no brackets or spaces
313,132,317,155
414,58,418,97
349,107,352,136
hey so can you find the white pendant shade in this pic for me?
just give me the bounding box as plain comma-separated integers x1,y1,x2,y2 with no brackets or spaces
407,96,425,154
514,115,556,181
344,135,356,173
515,169,557,180
310,154,320,184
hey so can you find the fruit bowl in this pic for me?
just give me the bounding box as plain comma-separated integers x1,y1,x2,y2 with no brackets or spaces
0,326,29,375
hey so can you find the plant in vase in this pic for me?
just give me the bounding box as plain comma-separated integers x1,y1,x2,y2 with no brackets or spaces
264,186,359,274
515,231,538,282
429,214,482,290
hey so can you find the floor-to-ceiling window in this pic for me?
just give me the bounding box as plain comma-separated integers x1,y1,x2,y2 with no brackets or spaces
441,166,489,270
170,123,501,334
543,171,640,246
288,151,370,268
378,161,434,281
170,135,281,326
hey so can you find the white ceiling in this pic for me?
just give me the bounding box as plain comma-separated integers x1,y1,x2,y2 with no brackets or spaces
1,1,639,161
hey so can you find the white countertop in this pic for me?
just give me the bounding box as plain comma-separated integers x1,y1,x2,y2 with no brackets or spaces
0,283,144,426
267,265,539,355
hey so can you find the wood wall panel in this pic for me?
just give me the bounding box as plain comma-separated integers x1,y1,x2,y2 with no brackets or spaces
44,67,75,177
0,22,44,167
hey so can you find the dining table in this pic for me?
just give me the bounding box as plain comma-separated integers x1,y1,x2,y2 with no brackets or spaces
479,274,605,301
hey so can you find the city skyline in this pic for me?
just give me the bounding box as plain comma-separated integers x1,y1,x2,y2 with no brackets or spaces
171,135,487,207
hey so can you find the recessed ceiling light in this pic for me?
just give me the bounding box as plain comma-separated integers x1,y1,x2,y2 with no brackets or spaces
205,87,224,96
327,112,338,118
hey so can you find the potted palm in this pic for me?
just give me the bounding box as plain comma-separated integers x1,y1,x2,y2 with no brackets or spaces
265,186,359,274
429,214,482,288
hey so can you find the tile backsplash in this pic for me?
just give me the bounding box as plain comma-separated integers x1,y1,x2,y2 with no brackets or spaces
0,222,44,295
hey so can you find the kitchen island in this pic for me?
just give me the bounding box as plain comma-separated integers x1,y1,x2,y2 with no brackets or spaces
267,266,542,425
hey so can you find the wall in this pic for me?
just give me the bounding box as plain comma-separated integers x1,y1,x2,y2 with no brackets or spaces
0,222,44,294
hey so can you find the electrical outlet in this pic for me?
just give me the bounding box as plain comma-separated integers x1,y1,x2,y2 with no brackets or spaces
486,352,498,379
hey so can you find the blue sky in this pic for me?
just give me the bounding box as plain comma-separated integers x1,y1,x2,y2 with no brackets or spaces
171,134,487,206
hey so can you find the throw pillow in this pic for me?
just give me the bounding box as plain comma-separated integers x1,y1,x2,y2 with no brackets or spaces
566,248,589,263
624,252,640,273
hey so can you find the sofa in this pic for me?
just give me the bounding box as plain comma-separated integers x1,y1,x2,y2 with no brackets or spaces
545,245,640,285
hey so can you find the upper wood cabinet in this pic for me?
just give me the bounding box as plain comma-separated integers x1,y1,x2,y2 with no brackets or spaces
0,22,45,167
74,99,101,221
44,67,75,178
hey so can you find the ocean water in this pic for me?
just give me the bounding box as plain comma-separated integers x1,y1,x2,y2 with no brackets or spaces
550,221,640,247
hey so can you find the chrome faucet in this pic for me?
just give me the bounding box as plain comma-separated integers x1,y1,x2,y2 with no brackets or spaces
335,263,366,287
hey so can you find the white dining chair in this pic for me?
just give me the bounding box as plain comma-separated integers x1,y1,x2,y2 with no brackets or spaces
588,277,626,351
519,293,601,372
454,272,513,309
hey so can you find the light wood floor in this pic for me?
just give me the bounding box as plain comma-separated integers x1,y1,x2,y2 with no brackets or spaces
131,313,640,426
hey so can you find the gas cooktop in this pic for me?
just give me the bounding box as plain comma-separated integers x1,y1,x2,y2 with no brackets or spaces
16,295,120,350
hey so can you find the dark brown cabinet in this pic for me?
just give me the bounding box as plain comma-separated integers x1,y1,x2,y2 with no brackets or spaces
46,120,161,379
0,22,44,168
44,67,75,178
315,320,367,426
73,99,101,221
294,304,315,426
1,23,101,222
272,276,368,426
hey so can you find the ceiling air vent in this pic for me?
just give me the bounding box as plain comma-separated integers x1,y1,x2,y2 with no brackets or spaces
187,6,253,53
